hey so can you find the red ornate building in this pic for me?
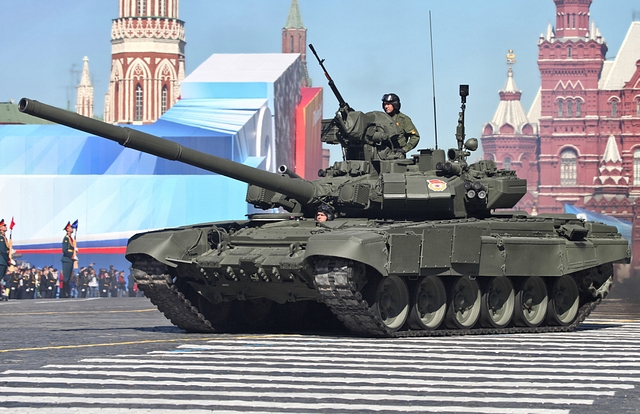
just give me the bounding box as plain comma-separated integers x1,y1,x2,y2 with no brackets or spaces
481,52,539,213
104,0,186,124
482,0,640,272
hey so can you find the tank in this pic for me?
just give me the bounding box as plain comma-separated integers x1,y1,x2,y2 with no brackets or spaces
18,79,630,337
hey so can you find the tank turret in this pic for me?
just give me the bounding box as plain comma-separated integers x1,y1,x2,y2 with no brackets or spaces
19,87,525,221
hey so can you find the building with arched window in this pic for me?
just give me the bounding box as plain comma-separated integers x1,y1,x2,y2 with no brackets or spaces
104,0,185,124
495,0,640,219
482,0,640,273
559,148,577,186
0,0,324,271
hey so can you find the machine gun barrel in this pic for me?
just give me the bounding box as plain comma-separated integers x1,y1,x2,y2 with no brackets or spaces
309,44,351,111
18,98,317,204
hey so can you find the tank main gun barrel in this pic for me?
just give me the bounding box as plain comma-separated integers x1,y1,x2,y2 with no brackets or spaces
18,98,316,204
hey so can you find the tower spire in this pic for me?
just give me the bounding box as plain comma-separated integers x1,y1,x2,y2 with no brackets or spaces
76,56,94,118
284,0,304,29
282,0,311,87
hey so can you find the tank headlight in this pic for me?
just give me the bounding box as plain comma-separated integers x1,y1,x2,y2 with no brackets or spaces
466,190,476,198
464,181,472,190
472,181,484,191
477,190,487,199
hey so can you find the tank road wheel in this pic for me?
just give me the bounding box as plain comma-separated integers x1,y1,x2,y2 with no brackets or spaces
366,275,410,332
513,276,548,327
445,277,481,329
546,275,580,326
480,277,515,328
408,276,447,330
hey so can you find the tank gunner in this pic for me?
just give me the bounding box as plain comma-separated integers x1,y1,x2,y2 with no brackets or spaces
381,93,420,157
316,204,335,223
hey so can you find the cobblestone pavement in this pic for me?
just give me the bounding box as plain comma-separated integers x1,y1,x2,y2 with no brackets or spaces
1,297,639,413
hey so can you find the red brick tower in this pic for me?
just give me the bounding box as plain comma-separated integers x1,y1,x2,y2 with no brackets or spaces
530,0,640,273
481,50,539,213
104,0,186,124
535,0,609,214
282,0,311,87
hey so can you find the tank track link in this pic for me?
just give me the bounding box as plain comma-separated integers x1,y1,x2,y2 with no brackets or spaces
313,258,602,338
132,268,216,333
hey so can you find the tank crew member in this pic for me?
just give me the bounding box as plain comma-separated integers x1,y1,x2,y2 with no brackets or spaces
381,93,420,156
61,221,77,298
316,204,335,223
0,219,9,284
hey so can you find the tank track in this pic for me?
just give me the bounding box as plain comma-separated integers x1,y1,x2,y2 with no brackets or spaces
132,268,216,333
313,258,603,338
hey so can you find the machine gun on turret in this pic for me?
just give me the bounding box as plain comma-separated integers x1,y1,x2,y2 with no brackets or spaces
309,44,351,113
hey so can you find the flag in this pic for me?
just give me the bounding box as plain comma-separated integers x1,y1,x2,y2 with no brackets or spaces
71,220,78,230
9,217,15,230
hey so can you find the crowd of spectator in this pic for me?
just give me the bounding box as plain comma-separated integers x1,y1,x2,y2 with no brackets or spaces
0,263,144,300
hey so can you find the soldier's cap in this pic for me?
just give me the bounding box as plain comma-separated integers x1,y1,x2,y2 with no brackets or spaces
64,221,72,231
0,219,5,226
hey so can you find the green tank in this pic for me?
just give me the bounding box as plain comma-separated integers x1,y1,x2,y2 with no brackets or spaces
18,78,629,337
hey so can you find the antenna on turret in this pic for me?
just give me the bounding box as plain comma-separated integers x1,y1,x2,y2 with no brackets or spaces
429,11,439,150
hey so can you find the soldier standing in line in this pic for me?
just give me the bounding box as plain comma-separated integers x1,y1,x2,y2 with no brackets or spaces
46,267,58,298
0,219,9,287
381,93,420,158
99,269,110,298
61,222,77,298
23,267,37,299
17,269,29,299
108,265,118,298
39,266,49,298
7,267,20,299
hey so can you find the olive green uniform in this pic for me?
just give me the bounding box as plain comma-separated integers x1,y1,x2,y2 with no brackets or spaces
0,232,9,286
390,111,420,153
61,234,75,298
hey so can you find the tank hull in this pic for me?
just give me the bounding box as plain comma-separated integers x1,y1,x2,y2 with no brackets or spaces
127,213,630,336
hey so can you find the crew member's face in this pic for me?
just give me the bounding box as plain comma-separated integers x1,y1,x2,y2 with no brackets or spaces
383,102,394,114
66,228,73,235
316,212,327,222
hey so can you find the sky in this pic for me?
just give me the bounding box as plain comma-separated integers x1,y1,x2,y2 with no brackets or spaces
2,0,638,159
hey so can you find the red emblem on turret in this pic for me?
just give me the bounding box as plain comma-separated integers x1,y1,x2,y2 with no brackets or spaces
427,179,447,192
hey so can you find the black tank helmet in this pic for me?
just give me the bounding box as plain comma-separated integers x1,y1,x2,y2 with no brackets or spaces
382,93,401,112
317,203,335,221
